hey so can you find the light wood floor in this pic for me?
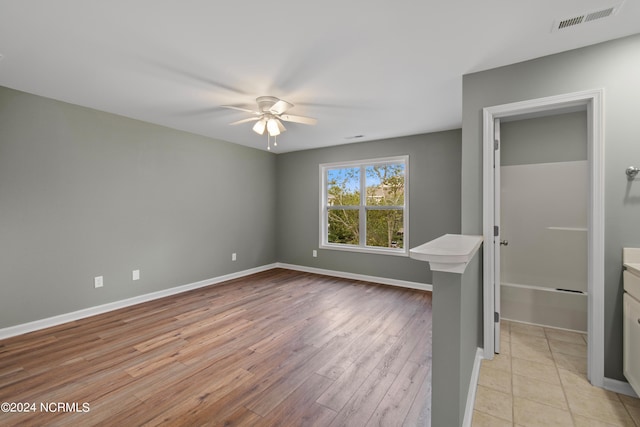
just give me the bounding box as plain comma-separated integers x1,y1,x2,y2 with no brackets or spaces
0,268,433,426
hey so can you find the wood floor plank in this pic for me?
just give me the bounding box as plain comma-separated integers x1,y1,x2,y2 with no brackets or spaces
316,332,398,412
139,367,255,426
367,360,431,426
311,293,402,381
212,406,263,427
0,367,31,389
328,368,397,426
260,373,335,426
244,336,341,416
0,268,432,426
376,312,431,377
112,361,191,404
404,362,433,427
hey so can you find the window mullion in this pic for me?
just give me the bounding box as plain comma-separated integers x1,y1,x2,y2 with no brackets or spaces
366,206,403,210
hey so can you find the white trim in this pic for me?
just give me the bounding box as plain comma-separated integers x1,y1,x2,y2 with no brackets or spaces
482,89,605,389
319,155,409,256
463,347,484,427
603,377,639,398
319,243,409,257
275,262,432,292
318,155,409,170
546,227,588,232
0,264,277,340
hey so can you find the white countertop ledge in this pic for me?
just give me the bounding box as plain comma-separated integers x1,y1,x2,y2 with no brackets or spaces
624,248,640,277
410,234,484,274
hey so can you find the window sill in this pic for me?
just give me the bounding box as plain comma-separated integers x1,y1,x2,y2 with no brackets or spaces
319,243,409,257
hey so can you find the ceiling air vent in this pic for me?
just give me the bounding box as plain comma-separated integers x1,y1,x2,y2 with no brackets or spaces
585,7,615,22
553,3,622,32
558,15,584,30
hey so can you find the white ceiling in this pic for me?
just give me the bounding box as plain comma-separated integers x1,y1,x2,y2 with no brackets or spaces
1,1,639,153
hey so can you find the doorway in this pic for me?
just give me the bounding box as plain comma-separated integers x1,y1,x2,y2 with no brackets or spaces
500,111,588,331
482,89,604,387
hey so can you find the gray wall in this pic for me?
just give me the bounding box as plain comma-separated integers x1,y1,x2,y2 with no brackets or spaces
276,131,462,284
431,252,482,426
0,86,277,328
462,34,640,380
501,111,587,166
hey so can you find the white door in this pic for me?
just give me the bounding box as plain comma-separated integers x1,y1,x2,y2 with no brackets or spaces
493,118,502,354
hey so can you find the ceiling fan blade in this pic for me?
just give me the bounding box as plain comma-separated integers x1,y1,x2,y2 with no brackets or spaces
279,114,318,125
229,117,261,125
269,99,294,115
221,105,260,115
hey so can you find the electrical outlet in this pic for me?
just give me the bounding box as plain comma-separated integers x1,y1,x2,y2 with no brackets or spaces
94,276,103,288
132,269,140,281
313,250,318,258
232,253,237,261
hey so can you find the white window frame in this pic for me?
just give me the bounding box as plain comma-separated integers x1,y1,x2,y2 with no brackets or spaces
319,155,409,256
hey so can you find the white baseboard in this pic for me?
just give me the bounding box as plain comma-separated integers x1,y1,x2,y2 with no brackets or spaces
603,377,639,398
275,263,432,292
0,263,277,340
463,347,484,427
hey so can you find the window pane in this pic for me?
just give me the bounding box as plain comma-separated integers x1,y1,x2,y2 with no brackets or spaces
365,164,405,206
328,209,359,245
366,209,404,248
327,167,360,206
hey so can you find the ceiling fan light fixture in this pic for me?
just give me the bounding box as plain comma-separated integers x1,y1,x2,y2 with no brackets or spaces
267,118,281,136
222,96,317,151
253,119,266,135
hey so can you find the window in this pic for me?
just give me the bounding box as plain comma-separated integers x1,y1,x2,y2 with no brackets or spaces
320,156,408,256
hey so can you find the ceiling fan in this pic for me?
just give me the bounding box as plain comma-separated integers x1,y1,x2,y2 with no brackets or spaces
222,96,317,150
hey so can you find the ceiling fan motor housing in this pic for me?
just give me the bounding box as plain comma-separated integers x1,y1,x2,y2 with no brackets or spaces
256,96,279,113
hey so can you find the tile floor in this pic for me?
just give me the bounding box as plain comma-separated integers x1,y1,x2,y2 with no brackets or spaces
472,320,640,426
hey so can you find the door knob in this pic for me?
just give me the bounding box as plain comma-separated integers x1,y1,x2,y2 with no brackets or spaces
500,240,509,246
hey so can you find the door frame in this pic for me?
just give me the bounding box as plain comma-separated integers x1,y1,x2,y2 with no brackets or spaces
482,89,604,387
